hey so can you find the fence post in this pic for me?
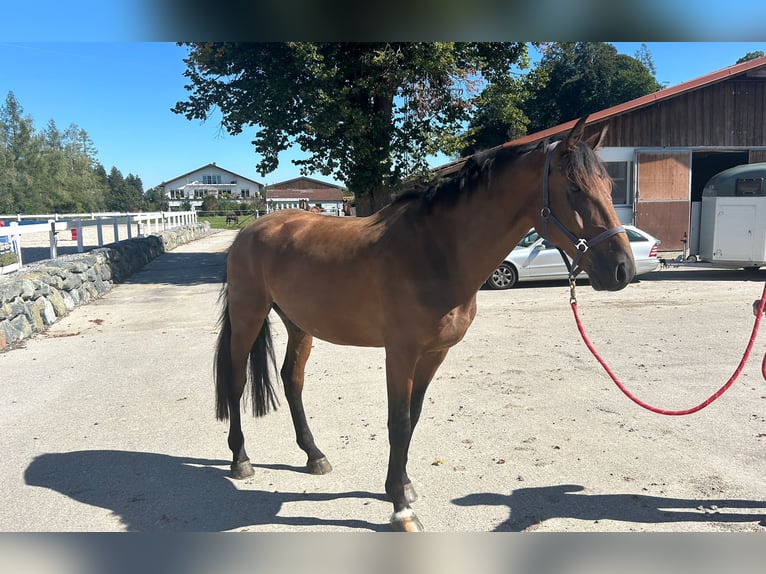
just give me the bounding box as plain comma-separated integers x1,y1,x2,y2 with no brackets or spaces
49,221,58,259
10,222,22,267
97,216,104,246
127,214,133,239
76,217,83,253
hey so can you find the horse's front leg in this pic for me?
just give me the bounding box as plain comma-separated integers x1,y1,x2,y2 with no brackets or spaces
384,347,424,532
402,349,449,504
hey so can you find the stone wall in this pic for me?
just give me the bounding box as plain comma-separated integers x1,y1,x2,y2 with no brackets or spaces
0,223,211,350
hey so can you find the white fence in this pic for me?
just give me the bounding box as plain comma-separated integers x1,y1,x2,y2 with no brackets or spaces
0,210,197,273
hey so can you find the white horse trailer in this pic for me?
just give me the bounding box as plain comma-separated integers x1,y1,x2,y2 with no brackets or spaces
699,163,766,270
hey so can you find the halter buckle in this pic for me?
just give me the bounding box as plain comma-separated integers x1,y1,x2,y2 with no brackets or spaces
574,238,589,252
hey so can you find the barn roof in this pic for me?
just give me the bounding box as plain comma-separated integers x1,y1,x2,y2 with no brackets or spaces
266,188,344,201
268,176,346,190
505,55,766,147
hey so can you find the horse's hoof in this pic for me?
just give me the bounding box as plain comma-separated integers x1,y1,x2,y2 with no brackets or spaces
307,456,332,475
230,459,255,479
390,509,424,532
404,482,418,504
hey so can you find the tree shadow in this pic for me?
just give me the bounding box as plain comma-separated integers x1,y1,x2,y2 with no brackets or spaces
122,251,226,286
452,484,766,531
24,450,388,532
19,249,226,286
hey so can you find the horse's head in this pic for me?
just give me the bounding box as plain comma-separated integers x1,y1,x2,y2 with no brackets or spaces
535,116,635,291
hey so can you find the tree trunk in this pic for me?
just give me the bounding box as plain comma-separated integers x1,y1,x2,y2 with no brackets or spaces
353,186,395,217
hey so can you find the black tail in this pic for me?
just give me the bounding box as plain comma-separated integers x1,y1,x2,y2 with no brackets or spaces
214,285,279,421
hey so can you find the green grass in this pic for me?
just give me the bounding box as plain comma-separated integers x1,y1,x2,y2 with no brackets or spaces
197,214,257,230
0,251,18,266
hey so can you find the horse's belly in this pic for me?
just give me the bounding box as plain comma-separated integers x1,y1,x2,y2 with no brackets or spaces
273,297,385,347
306,322,384,347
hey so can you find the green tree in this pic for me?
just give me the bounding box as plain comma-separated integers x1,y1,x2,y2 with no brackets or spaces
106,167,144,211
124,174,144,211
455,75,529,156
39,119,78,212
633,43,657,77
105,166,126,210
1,92,109,213
737,51,765,64
0,91,40,212
0,143,14,213
200,194,219,213
63,125,108,212
172,42,531,214
522,42,662,133
144,186,169,211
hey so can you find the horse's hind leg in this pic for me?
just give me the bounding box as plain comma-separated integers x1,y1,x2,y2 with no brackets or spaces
227,403,252,479
274,308,331,475
222,300,274,480
226,320,262,479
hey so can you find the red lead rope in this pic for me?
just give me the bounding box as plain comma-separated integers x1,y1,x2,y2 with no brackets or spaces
570,281,766,416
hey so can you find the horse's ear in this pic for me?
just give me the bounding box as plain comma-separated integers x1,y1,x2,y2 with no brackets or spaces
586,125,608,150
562,115,588,151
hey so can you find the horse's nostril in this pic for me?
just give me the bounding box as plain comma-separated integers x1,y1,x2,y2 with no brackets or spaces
615,262,628,284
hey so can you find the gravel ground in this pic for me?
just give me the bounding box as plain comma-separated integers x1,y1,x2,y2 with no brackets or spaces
1,229,766,533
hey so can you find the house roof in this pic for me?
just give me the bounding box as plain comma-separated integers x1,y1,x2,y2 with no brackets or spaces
504,55,766,147
267,176,346,190
160,163,264,187
266,188,344,201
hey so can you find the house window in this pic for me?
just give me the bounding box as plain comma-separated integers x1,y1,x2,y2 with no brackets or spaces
202,175,222,185
241,188,250,198
605,161,633,205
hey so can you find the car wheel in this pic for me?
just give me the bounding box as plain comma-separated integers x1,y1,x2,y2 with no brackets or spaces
487,262,518,289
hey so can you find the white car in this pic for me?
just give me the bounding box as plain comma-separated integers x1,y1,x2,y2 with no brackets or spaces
485,225,661,289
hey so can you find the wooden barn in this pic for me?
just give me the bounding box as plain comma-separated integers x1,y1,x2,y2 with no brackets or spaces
505,55,766,253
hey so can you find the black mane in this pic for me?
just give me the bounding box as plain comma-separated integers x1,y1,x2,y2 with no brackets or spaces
392,140,543,211
392,135,609,212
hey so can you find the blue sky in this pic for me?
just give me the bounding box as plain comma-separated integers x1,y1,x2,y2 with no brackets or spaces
1,41,765,191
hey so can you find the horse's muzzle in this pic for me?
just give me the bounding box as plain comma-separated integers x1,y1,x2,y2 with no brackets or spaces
589,252,635,291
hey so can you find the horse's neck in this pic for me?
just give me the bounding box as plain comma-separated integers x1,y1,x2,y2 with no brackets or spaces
437,161,540,292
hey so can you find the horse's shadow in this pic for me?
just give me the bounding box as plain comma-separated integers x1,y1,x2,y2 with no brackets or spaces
452,484,766,531
25,451,766,532
24,450,389,531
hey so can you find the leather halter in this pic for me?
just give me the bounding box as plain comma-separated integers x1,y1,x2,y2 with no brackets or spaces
539,145,626,279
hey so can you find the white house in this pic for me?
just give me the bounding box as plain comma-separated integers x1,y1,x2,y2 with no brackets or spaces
160,163,265,209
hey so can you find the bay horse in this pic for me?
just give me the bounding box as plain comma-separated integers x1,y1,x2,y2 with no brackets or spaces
225,212,239,226
214,116,635,531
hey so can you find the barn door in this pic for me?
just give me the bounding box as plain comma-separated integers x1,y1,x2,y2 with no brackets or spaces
635,150,692,251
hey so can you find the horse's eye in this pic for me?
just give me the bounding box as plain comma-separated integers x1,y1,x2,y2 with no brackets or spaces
570,185,582,194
